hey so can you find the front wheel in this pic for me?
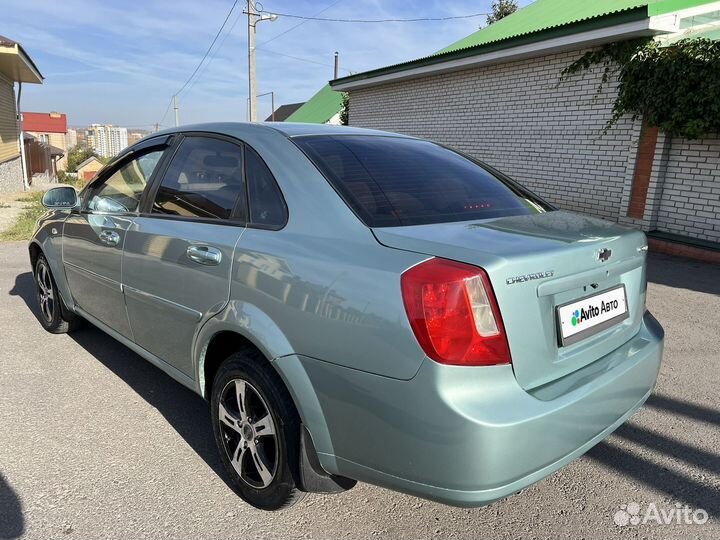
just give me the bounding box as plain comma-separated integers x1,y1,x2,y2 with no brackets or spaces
34,255,80,334
210,349,305,511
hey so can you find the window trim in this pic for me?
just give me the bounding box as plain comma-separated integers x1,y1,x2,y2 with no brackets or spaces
243,143,289,231
79,137,176,216
137,131,288,231
140,132,249,225
291,134,555,228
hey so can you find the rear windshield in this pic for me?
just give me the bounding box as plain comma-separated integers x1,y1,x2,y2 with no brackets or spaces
295,135,550,227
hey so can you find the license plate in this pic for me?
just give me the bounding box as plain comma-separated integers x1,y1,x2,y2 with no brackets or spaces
556,285,629,346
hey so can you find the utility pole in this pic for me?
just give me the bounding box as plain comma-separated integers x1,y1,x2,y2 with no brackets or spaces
334,51,339,79
246,1,277,122
173,95,179,127
154,123,160,132
247,0,257,122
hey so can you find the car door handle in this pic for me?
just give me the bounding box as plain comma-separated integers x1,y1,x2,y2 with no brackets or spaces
186,245,222,266
99,230,120,246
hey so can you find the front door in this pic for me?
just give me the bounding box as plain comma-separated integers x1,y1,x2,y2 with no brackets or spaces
122,134,247,376
63,147,167,338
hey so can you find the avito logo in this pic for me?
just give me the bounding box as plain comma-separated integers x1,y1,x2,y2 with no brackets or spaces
570,298,620,327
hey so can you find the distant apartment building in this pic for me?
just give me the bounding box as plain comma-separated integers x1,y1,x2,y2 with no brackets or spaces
22,111,68,171
128,131,144,146
66,127,78,148
87,124,128,158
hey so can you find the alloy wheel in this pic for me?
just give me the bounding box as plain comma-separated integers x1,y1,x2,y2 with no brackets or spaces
218,378,278,489
36,261,55,323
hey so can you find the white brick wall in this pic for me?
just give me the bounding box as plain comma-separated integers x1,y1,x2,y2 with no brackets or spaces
347,48,720,244
654,137,720,243
348,50,640,221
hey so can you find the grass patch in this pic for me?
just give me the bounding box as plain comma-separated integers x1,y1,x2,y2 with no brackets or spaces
0,191,46,241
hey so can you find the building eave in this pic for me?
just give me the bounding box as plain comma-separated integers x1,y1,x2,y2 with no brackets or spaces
332,11,680,91
0,43,43,84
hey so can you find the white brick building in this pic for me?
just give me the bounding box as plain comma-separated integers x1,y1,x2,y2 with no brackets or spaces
332,0,720,258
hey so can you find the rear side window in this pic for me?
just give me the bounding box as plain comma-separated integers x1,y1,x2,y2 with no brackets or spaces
246,146,287,228
151,136,246,220
296,135,549,227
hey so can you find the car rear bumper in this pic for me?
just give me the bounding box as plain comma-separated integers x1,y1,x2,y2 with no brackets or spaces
280,311,664,507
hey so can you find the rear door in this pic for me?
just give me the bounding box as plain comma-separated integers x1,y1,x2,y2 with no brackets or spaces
122,134,247,377
63,141,170,337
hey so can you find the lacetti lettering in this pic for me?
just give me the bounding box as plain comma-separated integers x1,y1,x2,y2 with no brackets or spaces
572,298,621,326
506,270,554,285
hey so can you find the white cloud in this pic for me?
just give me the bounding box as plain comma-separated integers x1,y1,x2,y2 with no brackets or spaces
4,0,532,125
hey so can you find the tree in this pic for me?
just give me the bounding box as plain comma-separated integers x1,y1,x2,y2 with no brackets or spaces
66,145,99,173
486,0,518,25
339,92,349,126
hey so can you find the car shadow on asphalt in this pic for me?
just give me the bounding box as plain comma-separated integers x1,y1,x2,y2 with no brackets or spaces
588,392,720,517
646,253,720,296
0,473,24,539
9,272,230,487
10,270,720,517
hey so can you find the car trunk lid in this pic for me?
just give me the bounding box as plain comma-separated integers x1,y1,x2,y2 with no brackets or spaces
373,211,648,390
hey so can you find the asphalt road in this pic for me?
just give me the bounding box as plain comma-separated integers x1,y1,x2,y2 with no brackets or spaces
0,240,718,539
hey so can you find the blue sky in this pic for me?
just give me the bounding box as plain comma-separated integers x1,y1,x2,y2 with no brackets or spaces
2,0,531,129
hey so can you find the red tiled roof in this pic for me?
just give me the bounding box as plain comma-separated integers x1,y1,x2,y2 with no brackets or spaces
22,112,67,134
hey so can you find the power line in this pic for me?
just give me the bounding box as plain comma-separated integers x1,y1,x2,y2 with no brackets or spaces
183,6,245,96
258,48,354,73
258,10,488,23
258,0,343,46
158,0,241,126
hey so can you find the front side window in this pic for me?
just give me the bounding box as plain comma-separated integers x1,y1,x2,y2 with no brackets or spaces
152,136,245,220
87,150,164,213
296,135,550,227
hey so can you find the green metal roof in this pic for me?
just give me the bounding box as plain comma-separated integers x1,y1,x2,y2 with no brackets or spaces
437,0,665,54
285,84,343,123
332,0,716,88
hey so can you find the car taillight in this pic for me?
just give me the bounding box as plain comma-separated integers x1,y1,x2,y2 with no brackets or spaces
401,258,511,366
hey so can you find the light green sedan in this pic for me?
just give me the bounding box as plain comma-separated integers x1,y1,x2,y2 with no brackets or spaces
30,123,663,510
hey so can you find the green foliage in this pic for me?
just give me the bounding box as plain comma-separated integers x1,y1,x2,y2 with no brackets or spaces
339,92,349,126
57,170,86,189
487,0,518,25
0,192,45,241
66,145,99,173
562,38,720,140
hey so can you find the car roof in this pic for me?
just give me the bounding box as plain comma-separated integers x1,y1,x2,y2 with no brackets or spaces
152,122,413,140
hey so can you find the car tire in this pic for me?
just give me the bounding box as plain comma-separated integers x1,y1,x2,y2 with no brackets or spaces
34,254,80,334
210,348,305,511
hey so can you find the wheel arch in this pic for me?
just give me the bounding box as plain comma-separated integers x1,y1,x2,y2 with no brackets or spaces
196,302,336,459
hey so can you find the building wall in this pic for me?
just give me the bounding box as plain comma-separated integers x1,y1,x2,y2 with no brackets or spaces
347,48,720,244
654,136,720,243
0,155,23,192
76,159,103,182
26,131,68,172
0,74,20,164
348,49,640,222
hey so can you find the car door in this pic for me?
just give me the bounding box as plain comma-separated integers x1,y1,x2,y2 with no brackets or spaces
62,140,171,338
122,134,247,377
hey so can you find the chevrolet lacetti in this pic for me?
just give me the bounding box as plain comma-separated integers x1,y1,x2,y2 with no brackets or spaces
30,123,664,510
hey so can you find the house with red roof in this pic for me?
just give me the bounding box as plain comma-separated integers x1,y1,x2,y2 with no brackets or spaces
23,111,69,172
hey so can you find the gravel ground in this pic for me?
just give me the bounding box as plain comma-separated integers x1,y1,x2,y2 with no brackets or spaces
0,240,717,539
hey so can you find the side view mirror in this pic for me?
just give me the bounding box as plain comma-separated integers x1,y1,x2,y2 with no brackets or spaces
42,186,78,209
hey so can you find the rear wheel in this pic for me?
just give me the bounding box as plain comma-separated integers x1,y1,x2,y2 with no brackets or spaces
34,255,80,334
210,349,304,510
